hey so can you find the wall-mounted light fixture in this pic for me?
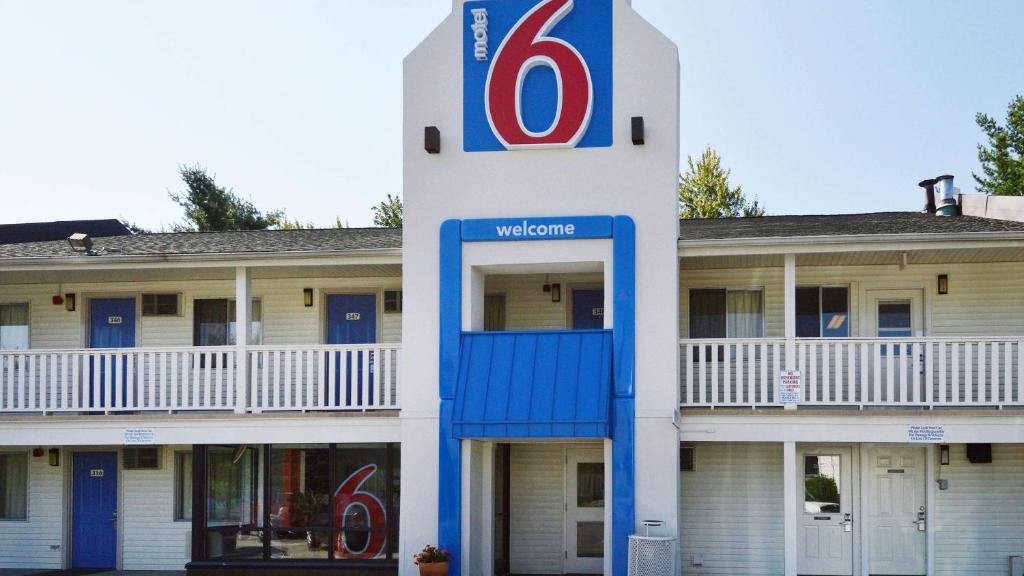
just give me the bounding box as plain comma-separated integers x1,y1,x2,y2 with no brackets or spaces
424,126,441,154
48,448,60,467
550,283,561,303
939,444,950,465
303,288,314,307
631,116,645,145
65,293,76,312
937,274,948,295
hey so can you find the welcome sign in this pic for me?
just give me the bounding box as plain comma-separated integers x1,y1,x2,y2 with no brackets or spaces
461,215,613,241
462,0,613,151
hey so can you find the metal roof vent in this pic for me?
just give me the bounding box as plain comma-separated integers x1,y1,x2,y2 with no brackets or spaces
934,175,958,216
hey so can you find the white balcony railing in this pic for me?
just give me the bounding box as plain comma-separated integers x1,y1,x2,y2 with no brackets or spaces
681,337,1024,409
0,344,400,414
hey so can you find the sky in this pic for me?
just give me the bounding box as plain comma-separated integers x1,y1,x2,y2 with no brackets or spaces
0,0,1022,229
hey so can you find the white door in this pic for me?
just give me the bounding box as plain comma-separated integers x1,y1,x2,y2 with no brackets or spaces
565,448,604,574
867,446,927,575
797,446,853,575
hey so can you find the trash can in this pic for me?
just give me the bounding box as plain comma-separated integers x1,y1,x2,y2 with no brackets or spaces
627,535,676,576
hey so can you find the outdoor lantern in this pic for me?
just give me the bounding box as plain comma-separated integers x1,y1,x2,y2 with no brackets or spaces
937,274,949,295
551,283,561,303
48,448,60,467
940,444,950,465
65,293,76,311
303,288,314,307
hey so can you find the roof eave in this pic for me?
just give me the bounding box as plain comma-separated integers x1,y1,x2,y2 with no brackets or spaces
678,230,1024,257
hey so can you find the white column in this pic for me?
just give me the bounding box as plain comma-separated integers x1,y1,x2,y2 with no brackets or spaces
783,440,798,576
784,254,797,410
234,266,251,414
926,445,936,576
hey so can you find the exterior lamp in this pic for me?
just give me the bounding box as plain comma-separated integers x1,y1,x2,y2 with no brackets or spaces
65,293,76,312
551,283,561,303
937,274,948,295
303,288,314,307
49,448,60,467
939,444,950,465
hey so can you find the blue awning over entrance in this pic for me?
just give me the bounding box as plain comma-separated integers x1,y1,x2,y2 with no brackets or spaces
451,330,613,439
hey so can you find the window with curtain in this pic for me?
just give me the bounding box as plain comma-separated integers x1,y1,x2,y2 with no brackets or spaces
193,299,262,346
689,289,763,338
0,304,29,351
796,287,850,338
0,452,28,520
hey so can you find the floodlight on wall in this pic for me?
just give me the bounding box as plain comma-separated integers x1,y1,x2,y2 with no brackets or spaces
67,233,93,253
937,274,948,295
303,288,314,307
65,293,76,312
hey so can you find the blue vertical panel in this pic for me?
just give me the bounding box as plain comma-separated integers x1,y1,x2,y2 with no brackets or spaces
326,294,377,406
437,219,462,576
572,289,606,329
551,332,582,437
482,335,515,438
89,298,136,408
575,331,608,437
528,333,559,437
611,215,636,576
506,334,538,438
72,452,118,568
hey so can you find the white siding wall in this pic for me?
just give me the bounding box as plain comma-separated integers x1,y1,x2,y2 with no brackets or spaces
0,277,401,349
0,447,62,569
121,445,191,570
509,444,564,574
934,443,1024,576
680,261,1024,338
679,442,784,576
486,273,603,331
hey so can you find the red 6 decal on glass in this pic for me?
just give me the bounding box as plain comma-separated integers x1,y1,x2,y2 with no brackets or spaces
334,464,388,559
464,0,612,151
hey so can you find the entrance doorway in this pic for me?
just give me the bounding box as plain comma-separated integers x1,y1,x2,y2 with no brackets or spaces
797,446,853,576
866,446,926,575
72,451,118,569
571,289,604,329
565,447,604,574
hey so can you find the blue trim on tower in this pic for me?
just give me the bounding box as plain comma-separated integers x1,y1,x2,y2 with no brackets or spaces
611,215,636,576
438,219,462,576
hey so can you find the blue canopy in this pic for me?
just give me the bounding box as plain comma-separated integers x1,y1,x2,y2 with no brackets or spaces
451,330,613,439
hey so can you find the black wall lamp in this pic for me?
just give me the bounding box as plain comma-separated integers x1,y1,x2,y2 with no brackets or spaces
550,283,561,303
303,288,314,307
49,448,61,467
65,293,76,312
425,126,441,154
631,116,645,145
937,274,948,295
939,444,950,465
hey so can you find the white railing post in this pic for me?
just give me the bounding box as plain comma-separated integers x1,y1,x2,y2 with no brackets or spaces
235,266,251,414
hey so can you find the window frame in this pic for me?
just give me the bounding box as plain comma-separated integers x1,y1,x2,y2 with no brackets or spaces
0,302,31,351
0,451,29,521
174,451,192,522
796,285,851,339
192,298,263,347
142,293,181,317
687,287,766,339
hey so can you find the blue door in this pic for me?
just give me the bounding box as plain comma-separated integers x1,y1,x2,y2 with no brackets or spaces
572,289,605,329
326,295,377,406
72,452,118,568
89,298,136,408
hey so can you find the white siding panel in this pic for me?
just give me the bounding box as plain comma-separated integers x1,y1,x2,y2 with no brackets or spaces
121,445,191,570
680,442,784,576
510,444,564,574
0,447,62,569
934,443,1024,576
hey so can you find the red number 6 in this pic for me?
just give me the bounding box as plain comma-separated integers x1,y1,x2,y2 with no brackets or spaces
486,0,593,149
334,464,388,559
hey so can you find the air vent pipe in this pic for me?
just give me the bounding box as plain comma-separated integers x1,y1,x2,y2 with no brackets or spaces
934,175,957,216
919,178,937,214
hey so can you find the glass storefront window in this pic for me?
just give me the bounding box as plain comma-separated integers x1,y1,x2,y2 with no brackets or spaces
270,445,330,559
333,443,398,559
206,446,261,559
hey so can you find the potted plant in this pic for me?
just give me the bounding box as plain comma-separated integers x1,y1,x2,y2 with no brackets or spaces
414,545,451,576
290,491,329,550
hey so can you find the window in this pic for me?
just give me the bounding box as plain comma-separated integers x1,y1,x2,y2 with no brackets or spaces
383,291,402,313
175,452,192,521
0,304,29,351
804,455,840,513
193,299,262,346
484,294,506,331
796,287,850,338
206,445,260,559
688,289,763,338
877,301,912,338
142,294,179,316
0,453,28,520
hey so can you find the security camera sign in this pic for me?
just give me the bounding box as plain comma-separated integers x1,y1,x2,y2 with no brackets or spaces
463,0,612,151
779,370,802,404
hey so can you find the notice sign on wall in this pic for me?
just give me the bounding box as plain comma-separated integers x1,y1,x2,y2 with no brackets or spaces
908,425,945,443
124,427,155,445
779,370,802,404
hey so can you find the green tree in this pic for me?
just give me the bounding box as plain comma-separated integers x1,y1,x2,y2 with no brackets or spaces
169,165,285,231
974,95,1024,196
371,194,403,228
679,147,764,218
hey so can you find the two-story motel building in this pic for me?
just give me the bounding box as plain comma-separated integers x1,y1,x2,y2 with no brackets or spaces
3,1,1024,575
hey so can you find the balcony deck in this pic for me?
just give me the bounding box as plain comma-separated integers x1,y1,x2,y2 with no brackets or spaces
681,337,1024,409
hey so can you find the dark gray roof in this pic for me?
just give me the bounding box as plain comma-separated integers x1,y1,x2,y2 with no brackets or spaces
0,219,131,245
0,227,402,260
679,212,1024,241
